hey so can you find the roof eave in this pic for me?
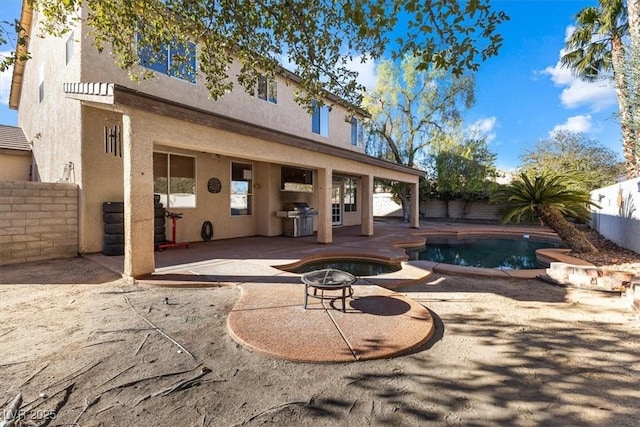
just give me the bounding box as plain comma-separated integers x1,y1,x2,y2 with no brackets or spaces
8,1,33,110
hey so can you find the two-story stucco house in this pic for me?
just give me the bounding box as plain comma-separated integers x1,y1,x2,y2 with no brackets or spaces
8,2,423,279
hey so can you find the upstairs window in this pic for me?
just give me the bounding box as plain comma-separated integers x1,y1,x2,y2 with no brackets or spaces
257,76,277,104
66,32,74,64
38,65,44,103
351,117,364,147
311,100,329,137
138,37,197,84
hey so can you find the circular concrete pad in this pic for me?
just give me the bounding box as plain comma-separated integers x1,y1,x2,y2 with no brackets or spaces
227,283,435,362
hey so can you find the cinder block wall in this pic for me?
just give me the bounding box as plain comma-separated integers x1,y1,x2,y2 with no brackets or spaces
0,181,78,266
374,193,502,221
420,199,502,221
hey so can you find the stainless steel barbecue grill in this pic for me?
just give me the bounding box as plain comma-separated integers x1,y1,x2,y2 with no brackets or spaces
276,202,318,237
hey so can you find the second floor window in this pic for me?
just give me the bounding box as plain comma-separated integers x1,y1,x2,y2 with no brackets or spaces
38,65,44,103
257,76,277,104
66,32,74,64
311,100,329,137
351,117,364,147
138,37,197,84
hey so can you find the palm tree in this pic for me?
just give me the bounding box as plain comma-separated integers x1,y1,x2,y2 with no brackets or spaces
493,173,599,253
561,0,638,179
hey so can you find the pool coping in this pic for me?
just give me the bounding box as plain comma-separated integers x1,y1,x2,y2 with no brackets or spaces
271,229,596,288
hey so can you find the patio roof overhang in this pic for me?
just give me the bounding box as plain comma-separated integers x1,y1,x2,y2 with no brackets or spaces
8,1,33,110
63,82,425,180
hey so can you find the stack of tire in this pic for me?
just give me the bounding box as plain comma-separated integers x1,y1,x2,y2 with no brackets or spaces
103,201,125,256
102,198,167,256
154,196,166,250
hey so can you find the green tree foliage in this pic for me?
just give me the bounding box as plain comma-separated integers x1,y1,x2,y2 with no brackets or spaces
0,18,29,72
419,134,498,219
492,173,599,253
363,54,476,220
561,0,638,178
428,134,498,198
2,0,508,110
520,130,624,192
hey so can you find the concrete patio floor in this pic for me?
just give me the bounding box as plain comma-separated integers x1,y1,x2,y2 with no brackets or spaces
87,220,584,362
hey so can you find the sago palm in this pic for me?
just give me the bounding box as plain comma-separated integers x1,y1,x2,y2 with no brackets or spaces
493,173,599,253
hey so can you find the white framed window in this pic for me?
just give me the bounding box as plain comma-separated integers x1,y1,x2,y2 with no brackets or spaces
311,100,329,137
231,162,253,216
138,36,197,84
350,117,364,147
257,76,277,104
344,178,357,212
66,31,74,64
38,65,44,103
153,152,196,208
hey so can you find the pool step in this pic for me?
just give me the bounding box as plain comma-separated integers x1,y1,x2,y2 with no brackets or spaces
541,262,633,293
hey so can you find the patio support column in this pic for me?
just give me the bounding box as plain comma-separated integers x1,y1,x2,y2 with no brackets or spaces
317,167,332,243
122,110,155,279
361,174,374,236
410,180,420,229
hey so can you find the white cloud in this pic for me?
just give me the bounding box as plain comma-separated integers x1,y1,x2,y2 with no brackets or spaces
0,51,12,105
551,114,592,134
278,52,377,91
346,55,377,89
540,25,618,112
467,116,497,142
541,62,617,112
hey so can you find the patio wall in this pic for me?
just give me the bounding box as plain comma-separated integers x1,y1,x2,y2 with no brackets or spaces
590,177,640,254
0,181,78,266
420,199,501,221
374,193,501,221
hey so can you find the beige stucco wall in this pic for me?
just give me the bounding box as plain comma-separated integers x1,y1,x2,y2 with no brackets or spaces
79,107,125,252
16,11,419,255
76,105,418,253
79,27,365,153
17,13,83,184
0,152,32,181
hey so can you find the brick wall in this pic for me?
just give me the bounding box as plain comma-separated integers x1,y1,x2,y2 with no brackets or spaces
0,181,78,266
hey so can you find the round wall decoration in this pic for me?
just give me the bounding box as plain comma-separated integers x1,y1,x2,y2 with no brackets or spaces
207,177,222,193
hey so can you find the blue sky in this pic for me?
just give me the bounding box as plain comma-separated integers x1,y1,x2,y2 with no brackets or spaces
0,0,622,171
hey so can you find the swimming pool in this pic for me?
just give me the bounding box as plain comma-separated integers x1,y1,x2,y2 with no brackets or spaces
285,259,401,276
406,235,565,270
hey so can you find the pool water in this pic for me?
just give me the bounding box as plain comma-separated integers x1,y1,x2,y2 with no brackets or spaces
288,259,401,276
406,236,564,270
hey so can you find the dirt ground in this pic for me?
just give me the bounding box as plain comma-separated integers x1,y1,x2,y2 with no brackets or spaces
1,257,639,426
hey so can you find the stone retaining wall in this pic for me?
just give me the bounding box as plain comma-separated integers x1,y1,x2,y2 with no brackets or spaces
0,181,78,266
